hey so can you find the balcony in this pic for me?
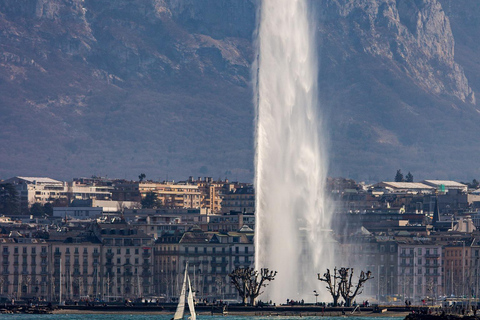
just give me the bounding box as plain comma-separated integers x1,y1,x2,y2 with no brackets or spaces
40,251,48,258
106,252,114,259
92,251,100,258
399,253,414,257
142,252,151,258
425,253,440,258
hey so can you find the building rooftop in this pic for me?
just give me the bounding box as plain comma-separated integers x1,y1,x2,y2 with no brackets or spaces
15,176,63,184
422,180,467,188
379,182,434,190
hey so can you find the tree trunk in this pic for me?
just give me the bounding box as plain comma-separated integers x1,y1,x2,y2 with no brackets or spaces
345,298,352,307
333,297,339,307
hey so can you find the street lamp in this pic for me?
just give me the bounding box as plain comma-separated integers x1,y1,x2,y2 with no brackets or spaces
313,290,319,305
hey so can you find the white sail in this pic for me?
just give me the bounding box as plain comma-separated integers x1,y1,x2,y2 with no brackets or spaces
173,266,188,320
187,275,196,320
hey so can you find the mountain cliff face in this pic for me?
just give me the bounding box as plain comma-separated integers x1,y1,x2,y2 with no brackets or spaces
1,0,479,181
315,0,480,181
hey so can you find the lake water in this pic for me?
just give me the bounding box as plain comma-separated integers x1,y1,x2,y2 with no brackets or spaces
0,316,405,320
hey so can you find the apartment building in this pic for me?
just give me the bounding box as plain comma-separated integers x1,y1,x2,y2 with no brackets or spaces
1,177,113,213
154,226,254,301
397,239,443,302
444,238,475,297
0,238,50,300
220,185,255,214
92,220,155,300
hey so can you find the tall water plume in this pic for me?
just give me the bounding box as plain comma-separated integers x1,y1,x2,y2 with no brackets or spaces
254,0,333,303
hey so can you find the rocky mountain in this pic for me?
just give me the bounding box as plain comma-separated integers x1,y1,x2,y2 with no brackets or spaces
1,0,479,182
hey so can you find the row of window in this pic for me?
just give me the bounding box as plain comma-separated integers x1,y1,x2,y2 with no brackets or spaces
400,248,439,255
106,248,150,255
3,247,47,254
184,247,249,254
55,247,99,254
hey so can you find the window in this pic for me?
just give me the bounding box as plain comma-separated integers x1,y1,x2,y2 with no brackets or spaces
14,247,18,254
126,248,130,255
83,248,88,254
22,247,27,254
117,258,121,264
117,249,121,254
74,247,79,254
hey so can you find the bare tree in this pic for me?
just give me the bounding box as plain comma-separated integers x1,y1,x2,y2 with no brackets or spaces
229,267,249,305
228,267,277,305
318,267,342,306
247,268,277,305
338,268,373,307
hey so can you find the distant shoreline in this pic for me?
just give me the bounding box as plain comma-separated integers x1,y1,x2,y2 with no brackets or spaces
52,305,412,317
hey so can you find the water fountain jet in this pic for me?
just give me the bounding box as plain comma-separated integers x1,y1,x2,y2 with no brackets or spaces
254,0,333,303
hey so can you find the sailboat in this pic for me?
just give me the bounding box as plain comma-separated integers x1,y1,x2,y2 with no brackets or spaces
173,263,196,320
